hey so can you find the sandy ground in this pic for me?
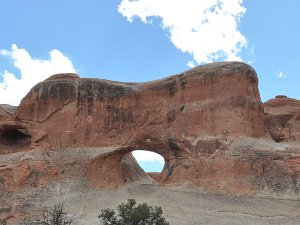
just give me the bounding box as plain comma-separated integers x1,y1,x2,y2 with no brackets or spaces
46,181,300,225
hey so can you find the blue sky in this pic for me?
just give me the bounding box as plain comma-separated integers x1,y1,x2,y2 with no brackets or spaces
1,0,299,172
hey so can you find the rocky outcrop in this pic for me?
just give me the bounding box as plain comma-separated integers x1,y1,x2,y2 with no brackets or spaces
287,110,300,140
264,95,300,142
0,104,17,115
15,62,265,149
9,62,268,188
1,62,300,223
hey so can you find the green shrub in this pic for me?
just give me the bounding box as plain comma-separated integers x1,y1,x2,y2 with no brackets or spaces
98,199,169,225
22,204,73,225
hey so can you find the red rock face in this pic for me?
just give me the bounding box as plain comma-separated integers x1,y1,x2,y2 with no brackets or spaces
264,96,300,142
9,62,267,189
288,110,300,140
15,62,265,148
1,62,300,203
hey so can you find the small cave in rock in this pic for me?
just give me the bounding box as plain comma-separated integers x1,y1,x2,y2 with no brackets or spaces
0,127,31,148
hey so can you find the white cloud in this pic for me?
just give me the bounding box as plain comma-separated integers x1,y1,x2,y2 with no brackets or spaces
118,0,247,65
132,150,164,163
0,44,76,106
187,60,196,68
276,70,286,79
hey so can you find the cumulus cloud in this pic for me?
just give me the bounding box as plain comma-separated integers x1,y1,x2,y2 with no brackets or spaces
118,0,247,65
276,70,286,79
132,150,164,163
0,44,76,106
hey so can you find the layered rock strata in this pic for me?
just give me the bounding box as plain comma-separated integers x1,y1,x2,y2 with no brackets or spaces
1,62,300,223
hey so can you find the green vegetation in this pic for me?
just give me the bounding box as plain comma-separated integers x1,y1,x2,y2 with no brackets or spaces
19,199,168,225
98,199,169,225
22,204,73,225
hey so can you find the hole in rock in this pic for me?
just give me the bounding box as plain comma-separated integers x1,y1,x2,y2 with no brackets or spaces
132,150,165,173
0,128,31,146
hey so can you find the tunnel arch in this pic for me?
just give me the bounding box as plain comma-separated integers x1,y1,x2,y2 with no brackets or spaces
124,149,166,184
87,146,175,189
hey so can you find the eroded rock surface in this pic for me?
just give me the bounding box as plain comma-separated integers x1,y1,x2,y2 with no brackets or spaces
1,62,300,224
0,106,31,154
264,95,300,142
0,104,17,115
9,62,267,188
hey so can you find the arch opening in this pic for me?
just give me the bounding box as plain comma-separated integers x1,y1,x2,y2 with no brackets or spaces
88,148,168,189
131,150,165,173
120,149,166,184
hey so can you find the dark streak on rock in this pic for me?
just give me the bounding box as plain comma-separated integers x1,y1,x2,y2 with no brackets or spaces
167,134,180,157
168,79,177,97
179,74,187,89
95,82,134,100
77,79,94,116
167,108,176,124
180,105,185,112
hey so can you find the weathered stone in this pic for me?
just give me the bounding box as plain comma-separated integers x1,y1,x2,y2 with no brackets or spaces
1,62,300,224
14,62,265,150
0,104,17,115
264,96,300,142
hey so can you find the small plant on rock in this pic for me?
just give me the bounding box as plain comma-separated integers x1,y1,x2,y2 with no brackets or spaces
98,199,169,225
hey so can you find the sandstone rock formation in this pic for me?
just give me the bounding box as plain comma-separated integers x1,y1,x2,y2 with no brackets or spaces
1,62,300,224
264,95,300,142
0,104,17,115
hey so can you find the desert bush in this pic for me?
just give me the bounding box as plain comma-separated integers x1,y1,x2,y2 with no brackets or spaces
21,204,74,225
98,199,169,225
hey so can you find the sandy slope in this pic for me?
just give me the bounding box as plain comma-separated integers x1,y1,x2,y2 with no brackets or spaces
41,182,300,225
